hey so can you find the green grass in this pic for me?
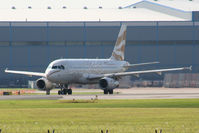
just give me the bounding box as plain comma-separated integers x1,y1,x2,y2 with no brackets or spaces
0,99,199,109
0,99,199,133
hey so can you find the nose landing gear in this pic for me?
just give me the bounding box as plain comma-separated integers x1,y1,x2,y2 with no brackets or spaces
46,89,51,95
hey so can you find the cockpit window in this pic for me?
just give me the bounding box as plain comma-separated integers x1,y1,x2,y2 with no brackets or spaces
61,65,65,69
52,66,57,69
52,65,65,70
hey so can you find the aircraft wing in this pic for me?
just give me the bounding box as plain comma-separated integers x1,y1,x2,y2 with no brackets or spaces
87,66,192,80
5,69,46,77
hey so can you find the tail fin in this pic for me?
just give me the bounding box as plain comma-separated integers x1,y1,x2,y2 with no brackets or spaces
110,24,127,61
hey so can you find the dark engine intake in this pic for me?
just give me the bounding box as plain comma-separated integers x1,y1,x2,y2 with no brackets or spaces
99,77,119,89
36,78,54,90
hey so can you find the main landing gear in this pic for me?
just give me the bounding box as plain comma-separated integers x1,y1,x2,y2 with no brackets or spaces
58,84,72,95
103,88,113,95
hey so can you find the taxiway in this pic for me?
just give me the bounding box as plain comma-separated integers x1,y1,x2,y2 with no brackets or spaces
0,88,199,100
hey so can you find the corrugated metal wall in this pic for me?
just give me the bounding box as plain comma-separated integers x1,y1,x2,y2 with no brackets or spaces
0,21,198,87
164,73,199,88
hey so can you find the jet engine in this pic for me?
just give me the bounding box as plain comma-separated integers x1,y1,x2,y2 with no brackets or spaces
99,77,119,89
36,78,54,90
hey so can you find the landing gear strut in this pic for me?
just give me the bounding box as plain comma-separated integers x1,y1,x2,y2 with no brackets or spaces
46,89,50,95
109,89,113,94
103,89,113,95
104,89,108,94
58,84,72,95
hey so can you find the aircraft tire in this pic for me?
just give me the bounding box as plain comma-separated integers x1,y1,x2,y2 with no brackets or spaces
68,89,72,95
63,89,68,95
104,89,108,94
58,90,61,95
109,89,113,94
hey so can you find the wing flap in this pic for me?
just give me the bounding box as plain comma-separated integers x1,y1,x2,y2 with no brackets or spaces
5,69,46,77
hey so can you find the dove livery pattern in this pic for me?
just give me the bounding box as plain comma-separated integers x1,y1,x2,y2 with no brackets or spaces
110,24,127,61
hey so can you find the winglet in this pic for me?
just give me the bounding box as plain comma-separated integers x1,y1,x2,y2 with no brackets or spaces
184,66,192,71
5,68,8,72
189,66,192,71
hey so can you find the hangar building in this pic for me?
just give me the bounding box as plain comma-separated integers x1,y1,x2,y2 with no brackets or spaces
0,0,199,87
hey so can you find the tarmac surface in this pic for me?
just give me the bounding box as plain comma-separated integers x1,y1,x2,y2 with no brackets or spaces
0,95,62,100
61,93,199,100
0,88,199,100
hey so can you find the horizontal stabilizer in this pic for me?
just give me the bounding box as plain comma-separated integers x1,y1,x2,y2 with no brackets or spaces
126,61,160,68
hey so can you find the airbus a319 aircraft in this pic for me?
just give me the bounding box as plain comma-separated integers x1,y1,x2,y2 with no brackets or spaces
5,24,191,95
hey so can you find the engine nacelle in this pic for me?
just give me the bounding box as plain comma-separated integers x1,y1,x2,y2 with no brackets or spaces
36,78,54,90
99,77,119,89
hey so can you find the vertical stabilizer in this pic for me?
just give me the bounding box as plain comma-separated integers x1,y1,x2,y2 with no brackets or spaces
110,24,127,61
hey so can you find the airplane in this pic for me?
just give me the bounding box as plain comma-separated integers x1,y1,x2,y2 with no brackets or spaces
5,24,191,95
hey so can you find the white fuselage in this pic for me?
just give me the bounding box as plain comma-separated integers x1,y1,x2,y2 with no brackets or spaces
45,59,129,84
